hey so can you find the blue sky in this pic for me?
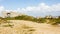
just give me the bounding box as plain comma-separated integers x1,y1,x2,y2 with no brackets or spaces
0,0,60,17
0,0,60,9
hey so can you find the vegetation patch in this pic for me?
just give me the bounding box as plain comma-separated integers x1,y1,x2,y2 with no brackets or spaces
0,15,60,25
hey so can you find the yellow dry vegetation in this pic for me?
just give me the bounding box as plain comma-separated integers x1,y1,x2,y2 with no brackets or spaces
0,20,60,34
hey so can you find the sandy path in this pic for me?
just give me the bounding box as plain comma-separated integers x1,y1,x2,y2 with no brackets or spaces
0,20,60,34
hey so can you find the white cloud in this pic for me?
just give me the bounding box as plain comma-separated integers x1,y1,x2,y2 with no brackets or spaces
51,3,60,11
0,6,5,17
0,6,4,11
0,3,60,17
17,3,60,16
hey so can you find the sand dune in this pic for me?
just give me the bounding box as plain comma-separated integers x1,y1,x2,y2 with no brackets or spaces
0,20,60,34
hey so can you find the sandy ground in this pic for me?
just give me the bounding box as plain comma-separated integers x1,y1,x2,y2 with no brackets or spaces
0,20,60,34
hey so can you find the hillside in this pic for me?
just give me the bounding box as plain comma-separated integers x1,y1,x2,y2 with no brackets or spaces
0,20,60,34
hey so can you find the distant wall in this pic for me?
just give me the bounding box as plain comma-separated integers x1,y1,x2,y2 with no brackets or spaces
1,11,23,18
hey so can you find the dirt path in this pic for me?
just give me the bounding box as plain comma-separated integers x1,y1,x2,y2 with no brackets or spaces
0,20,60,34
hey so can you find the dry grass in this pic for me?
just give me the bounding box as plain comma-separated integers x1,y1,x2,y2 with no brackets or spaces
0,20,60,34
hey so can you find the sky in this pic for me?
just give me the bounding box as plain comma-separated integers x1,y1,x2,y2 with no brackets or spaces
0,0,60,17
